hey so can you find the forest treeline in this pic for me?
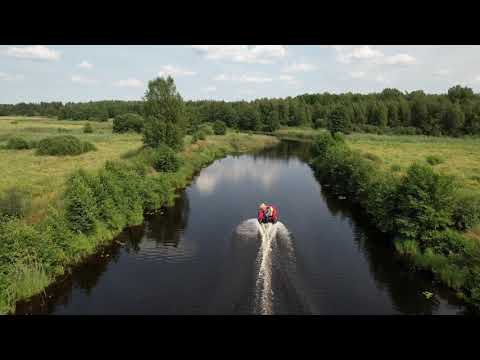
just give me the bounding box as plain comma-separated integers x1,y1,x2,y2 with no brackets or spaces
2,85,480,137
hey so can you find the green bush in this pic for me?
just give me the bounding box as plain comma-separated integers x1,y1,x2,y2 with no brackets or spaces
213,120,227,135
151,145,181,172
326,105,352,135
0,188,30,220
64,170,99,234
104,161,144,226
391,164,402,172
363,152,382,163
0,219,62,275
113,113,144,133
452,194,480,230
5,137,31,150
83,123,94,134
386,126,419,135
426,155,444,166
313,118,327,129
36,135,96,156
143,119,183,150
395,163,455,248
199,123,214,135
311,132,339,158
57,128,72,133
362,172,399,233
356,124,384,134
395,239,419,257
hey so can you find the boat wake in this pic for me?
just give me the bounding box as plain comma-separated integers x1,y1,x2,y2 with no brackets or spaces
235,219,294,315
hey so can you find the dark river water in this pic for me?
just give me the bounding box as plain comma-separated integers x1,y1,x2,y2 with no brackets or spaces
16,140,471,315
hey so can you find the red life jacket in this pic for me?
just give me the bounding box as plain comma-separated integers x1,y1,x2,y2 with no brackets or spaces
258,205,278,223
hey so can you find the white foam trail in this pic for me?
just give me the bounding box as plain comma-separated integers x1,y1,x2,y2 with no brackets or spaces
255,222,274,314
235,218,263,239
236,219,294,315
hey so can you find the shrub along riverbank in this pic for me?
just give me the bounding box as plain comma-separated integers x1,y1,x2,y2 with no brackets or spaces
0,133,278,314
309,132,480,308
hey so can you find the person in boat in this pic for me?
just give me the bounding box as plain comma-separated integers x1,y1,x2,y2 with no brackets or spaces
258,203,279,224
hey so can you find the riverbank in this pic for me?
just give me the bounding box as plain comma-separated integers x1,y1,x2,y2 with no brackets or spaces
308,133,480,308
0,132,279,314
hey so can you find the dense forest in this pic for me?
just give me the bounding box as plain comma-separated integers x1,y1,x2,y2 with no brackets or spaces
2,85,480,137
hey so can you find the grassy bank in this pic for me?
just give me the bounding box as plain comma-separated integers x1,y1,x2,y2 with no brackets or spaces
347,133,480,194
0,117,142,223
0,118,278,314
268,127,480,193
309,133,480,308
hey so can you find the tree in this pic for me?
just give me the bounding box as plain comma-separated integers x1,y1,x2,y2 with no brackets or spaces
442,102,465,136
237,103,261,131
448,85,474,103
113,113,144,133
368,102,388,127
327,105,351,135
143,76,186,150
386,102,399,127
213,120,227,135
397,99,411,126
411,97,430,133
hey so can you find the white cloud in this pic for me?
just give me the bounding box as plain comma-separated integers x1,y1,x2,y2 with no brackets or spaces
330,45,416,66
113,78,143,88
433,69,450,77
336,46,383,63
0,72,24,81
282,62,317,73
6,45,61,61
475,75,480,82
349,71,366,79
78,60,93,69
214,73,273,83
375,74,387,83
379,54,416,65
158,65,196,77
279,74,295,81
71,75,97,84
202,86,217,92
192,45,287,64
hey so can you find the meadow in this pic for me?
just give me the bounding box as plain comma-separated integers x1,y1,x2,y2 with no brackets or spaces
0,116,278,313
271,126,480,195
0,117,143,221
347,133,480,194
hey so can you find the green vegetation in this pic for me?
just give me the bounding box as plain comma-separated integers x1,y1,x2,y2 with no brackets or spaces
143,77,186,150
150,146,182,172
36,135,96,156
83,123,94,134
0,117,143,225
309,132,480,307
213,120,227,135
346,133,480,193
113,113,144,133
425,155,444,166
0,187,31,220
3,85,480,137
327,105,352,135
0,132,277,314
0,75,279,314
5,137,32,150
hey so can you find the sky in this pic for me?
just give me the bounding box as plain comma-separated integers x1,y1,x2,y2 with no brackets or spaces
1,45,480,104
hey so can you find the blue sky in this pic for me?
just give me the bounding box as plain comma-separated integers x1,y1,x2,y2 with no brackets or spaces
1,45,480,104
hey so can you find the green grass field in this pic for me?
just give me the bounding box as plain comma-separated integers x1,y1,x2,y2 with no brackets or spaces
271,126,480,194
0,117,143,221
347,133,480,194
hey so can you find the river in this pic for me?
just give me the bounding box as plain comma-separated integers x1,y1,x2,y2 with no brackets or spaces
15,140,470,315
